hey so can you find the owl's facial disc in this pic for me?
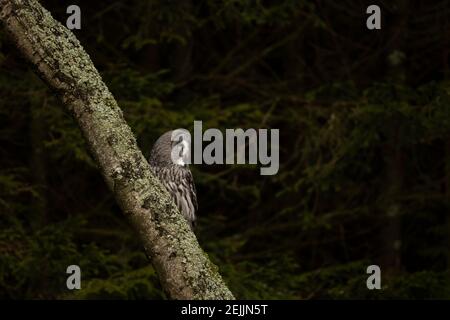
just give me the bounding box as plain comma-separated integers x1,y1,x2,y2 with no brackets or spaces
170,130,191,166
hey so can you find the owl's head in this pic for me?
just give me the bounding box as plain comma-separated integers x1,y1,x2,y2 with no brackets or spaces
149,129,191,167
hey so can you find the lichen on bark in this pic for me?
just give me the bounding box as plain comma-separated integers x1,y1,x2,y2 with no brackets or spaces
0,0,234,300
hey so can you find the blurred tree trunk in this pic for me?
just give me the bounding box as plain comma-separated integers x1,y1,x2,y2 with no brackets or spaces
139,44,160,73
169,2,193,84
285,32,306,96
381,129,404,275
381,0,409,276
445,139,450,268
0,0,234,300
443,11,450,271
29,95,48,228
169,0,194,109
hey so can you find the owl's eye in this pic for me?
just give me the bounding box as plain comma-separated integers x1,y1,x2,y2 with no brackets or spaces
172,136,182,146
179,145,184,158
172,136,182,148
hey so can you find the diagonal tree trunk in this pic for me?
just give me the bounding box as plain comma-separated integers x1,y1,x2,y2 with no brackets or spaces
0,0,234,300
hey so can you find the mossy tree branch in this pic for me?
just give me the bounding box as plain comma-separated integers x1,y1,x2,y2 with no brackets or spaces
0,0,234,300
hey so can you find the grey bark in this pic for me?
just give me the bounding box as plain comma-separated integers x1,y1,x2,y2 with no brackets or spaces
0,0,234,300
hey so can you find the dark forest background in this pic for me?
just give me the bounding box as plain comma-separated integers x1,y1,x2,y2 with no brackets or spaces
1,0,450,299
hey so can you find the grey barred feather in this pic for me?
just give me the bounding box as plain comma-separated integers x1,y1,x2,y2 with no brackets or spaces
149,131,197,230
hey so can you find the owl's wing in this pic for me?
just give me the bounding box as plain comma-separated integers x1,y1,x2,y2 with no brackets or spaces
176,168,197,227
185,168,198,212
150,165,197,229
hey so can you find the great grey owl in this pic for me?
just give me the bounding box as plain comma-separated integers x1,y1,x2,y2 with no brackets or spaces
148,129,198,230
